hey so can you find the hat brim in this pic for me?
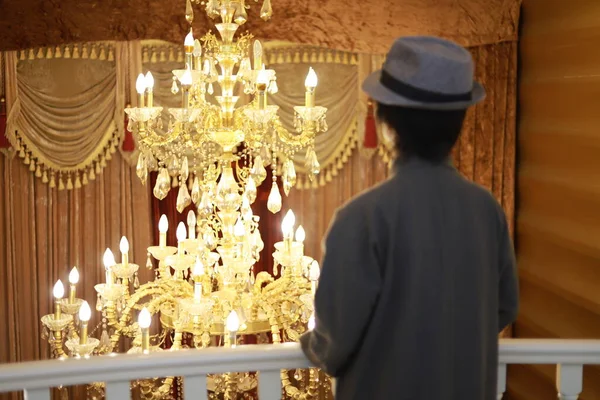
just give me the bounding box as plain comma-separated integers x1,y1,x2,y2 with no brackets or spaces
362,70,486,111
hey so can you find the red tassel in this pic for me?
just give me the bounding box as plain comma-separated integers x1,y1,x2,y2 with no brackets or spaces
122,113,135,152
363,100,378,149
0,98,9,149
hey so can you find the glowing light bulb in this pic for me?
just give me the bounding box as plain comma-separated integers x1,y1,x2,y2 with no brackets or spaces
181,67,193,86
187,210,196,228
68,266,79,284
295,225,305,243
305,67,318,88
257,68,269,85
234,219,246,238
309,261,321,281
79,301,91,322
253,40,263,70
144,71,155,90
193,257,204,276
176,222,187,242
281,210,296,237
193,39,202,57
53,280,65,299
103,248,116,269
136,74,146,94
308,313,316,331
158,215,169,233
119,236,130,254
184,30,194,48
226,310,240,333
138,307,152,329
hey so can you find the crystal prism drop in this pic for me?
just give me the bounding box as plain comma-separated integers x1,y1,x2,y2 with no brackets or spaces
100,330,111,349
241,194,252,220
251,156,267,185
180,157,189,181
216,167,241,213
136,154,148,185
208,83,214,95
133,274,140,288
234,1,248,24
245,177,257,203
260,0,273,21
146,153,158,170
260,146,272,166
267,182,282,214
199,191,213,217
185,0,194,23
176,183,192,213
203,230,217,250
273,264,278,276
96,293,103,311
167,156,180,176
283,175,292,196
191,177,201,204
146,253,153,269
306,149,320,176
268,80,278,94
285,158,296,186
171,78,179,94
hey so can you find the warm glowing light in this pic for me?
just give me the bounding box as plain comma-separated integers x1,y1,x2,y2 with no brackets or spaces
158,215,169,233
309,261,321,281
193,39,202,57
135,74,146,94
103,248,116,269
53,280,65,299
187,210,196,228
281,210,296,236
79,301,91,322
308,313,315,330
119,236,130,254
184,30,194,47
68,267,79,284
305,67,318,88
295,226,305,243
176,222,187,242
181,67,193,86
234,219,246,237
193,257,204,276
256,68,269,85
138,308,152,329
145,71,155,90
226,310,240,332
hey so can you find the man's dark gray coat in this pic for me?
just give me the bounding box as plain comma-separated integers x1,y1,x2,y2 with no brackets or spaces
300,159,519,400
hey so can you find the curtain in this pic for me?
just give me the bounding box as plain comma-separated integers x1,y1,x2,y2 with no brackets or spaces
0,151,153,399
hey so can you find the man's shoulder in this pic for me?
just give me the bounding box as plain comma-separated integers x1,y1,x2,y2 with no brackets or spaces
335,178,396,220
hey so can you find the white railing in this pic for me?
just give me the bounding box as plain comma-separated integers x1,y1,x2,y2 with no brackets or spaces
0,339,599,400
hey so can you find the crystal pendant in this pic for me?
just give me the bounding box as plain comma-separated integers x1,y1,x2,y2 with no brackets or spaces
180,157,189,182
100,330,111,349
185,0,194,23
234,1,248,24
96,293,103,311
133,274,140,288
210,59,218,79
253,229,264,252
146,253,153,269
283,158,296,195
239,57,251,79
245,177,257,203
199,191,213,217
208,83,214,95
203,230,217,250
216,167,241,213
176,181,192,213
171,77,179,94
268,80,278,94
305,148,320,179
241,194,252,221
260,0,273,21
153,169,171,200
251,156,267,185
167,156,180,176
191,177,201,204
260,146,272,166
267,182,282,214
145,152,158,170
136,153,148,185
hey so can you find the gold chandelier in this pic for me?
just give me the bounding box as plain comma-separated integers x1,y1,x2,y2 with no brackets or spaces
40,0,330,398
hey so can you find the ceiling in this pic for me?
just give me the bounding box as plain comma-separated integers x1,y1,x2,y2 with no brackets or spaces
0,0,521,53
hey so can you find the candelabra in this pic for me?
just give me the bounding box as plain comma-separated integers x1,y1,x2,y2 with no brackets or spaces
41,0,331,399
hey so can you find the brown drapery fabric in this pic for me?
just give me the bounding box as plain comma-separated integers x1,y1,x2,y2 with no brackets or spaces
0,151,153,399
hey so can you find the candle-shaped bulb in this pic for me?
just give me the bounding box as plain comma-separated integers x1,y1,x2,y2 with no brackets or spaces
281,209,296,237
159,215,169,233
295,225,305,243
253,40,263,70
136,74,146,94
145,71,155,90
226,310,240,333
176,222,187,242
187,210,196,229
305,67,318,88
119,236,130,254
184,30,195,48
69,267,79,284
181,67,193,86
193,39,202,57
309,260,321,281
234,218,246,238
79,301,91,322
138,307,152,329
103,248,116,269
308,313,316,331
256,68,269,85
193,257,204,276
53,280,65,299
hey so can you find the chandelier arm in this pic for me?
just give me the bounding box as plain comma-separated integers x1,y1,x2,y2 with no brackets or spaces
272,117,316,149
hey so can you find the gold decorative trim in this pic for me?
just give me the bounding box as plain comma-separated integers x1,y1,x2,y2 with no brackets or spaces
17,42,116,62
264,45,358,66
141,41,185,64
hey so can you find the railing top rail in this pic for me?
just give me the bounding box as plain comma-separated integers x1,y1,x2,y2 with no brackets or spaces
1,339,600,393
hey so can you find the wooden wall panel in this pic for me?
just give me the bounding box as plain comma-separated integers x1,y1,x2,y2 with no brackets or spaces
513,0,600,398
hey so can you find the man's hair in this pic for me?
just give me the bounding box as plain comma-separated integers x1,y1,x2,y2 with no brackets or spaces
376,103,467,163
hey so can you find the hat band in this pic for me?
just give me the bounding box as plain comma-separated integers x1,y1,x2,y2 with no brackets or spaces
380,70,472,103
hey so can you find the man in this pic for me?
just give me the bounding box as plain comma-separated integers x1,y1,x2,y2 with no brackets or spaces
299,36,519,400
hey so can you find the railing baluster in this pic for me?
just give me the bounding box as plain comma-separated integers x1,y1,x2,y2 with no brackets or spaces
105,381,131,399
184,375,208,400
24,388,50,400
556,364,583,400
258,370,281,400
497,363,507,400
